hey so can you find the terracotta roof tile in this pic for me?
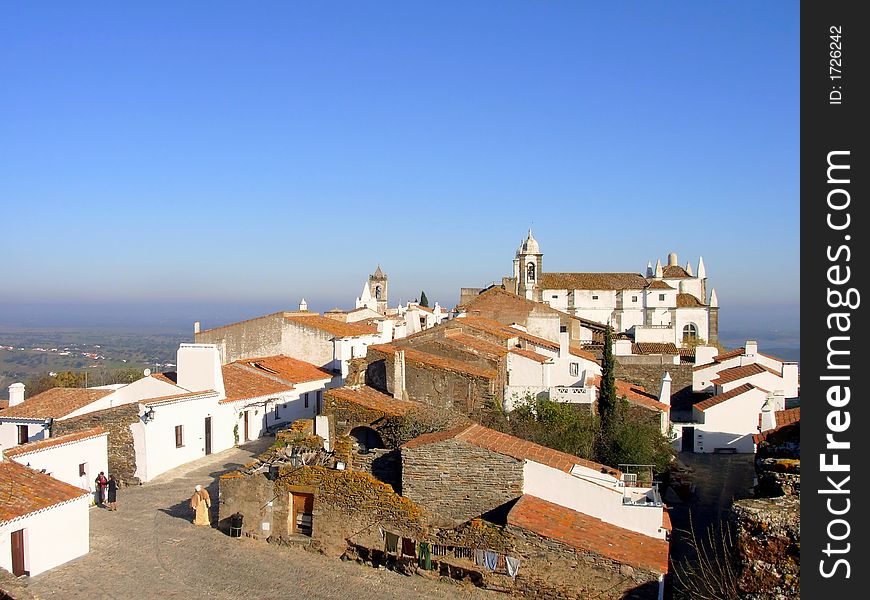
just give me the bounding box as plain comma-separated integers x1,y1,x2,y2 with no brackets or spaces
710,363,774,385
324,386,418,416
634,342,680,355
233,355,333,385
150,372,178,385
676,293,706,308
662,265,691,278
692,347,745,371
507,495,669,573
646,280,675,290
220,364,294,403
403,423,620,476
753,408,800,443
443,331,510,358
539,272,649,291
371,344,498,380
3,427,107,458
509,348,550,363
591,376,669,412
693,383,758,411
569,345,598,362
0,460,89,523
0,387,113,420
284,314,378,338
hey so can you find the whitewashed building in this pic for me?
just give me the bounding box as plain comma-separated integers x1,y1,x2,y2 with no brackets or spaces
0,457,90,577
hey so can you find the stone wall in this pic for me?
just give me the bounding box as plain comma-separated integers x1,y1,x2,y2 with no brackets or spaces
52,403,141,485
615,362,693,398
505,524,662,599
352,448,401,493
195,312,285,364
402,439,523,524
219,465,428,558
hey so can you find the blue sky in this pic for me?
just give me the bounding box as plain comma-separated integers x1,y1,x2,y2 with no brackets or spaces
0,2,799,331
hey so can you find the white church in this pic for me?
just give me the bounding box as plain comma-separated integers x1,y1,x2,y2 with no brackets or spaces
489,230,719,346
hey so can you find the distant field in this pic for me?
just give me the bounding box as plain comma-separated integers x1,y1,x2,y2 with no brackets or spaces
0,328,187,382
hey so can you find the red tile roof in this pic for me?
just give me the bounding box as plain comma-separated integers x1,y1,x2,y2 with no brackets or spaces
634,342,680,355
507,495,669,573
324,386,418,416
569,344,598,362
692,347,745,371
220,364,294,403
676,293,706,308
661,265,691,279
142,390,217,406
371,344,498,380
753,408,800,443
3,427,107,458
443,331,510,358
403,423,620,477
590,376,669,412
284,314,378,338
694,383,759,412
509,348,550,363
150,372,178,385
711,363,777,385
646,280,675,290
234,355,333,385
0,387,113,420
539,272,649,291
0,460,89,524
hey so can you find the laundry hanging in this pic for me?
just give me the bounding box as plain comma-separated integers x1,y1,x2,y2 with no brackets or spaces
401,537,417,558
505,555,521,578
418,542,432,570
484,550,499,571
474,548,486,567
384,531,399,554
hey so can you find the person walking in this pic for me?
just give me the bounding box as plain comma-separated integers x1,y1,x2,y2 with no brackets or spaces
190,484,211,526
106,474,118,511
95,472,108,506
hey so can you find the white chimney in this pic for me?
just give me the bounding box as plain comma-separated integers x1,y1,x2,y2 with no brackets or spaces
760,395,777,432
658,372,672,406
668,252,678,267
8,382,25,407
697,256,706,280
654,258,663,278
745,340,758,357
193,321,201,335
176,344,226,396
559,326,570,358
299,298,308,311
695,346,717,366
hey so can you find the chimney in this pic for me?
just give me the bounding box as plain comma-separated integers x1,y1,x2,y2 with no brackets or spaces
654,259,663,278
299,298,308,312
8,382,25,407
559,326,569,358
176,344,226,396
646,261,653,278
392,350,408,401
613,339,633,356
697,256,706,279
668,252,678,267
193,321,201,335
745,340,758,357
760,394,777,432
658,372,672,406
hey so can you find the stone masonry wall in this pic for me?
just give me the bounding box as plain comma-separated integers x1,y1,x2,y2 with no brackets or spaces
615,362,693,399
402,439,523,525
52,403,141,485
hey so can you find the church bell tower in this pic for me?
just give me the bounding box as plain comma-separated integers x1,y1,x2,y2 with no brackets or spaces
516,230,543,302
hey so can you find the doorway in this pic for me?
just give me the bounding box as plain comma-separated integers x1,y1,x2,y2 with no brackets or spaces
204,417,212,455
682,427,695,452
289,492,314,536
243,411,250,442
11,529,26,576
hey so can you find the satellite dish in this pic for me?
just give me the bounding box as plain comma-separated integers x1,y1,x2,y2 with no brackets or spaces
143,368,152,377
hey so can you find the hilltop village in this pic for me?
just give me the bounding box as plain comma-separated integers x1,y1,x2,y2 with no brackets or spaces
0,232,800,599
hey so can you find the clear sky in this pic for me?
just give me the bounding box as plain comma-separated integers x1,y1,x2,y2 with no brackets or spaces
1,2,799,331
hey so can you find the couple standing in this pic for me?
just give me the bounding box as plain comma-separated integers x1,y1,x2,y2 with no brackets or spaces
94,472,118,510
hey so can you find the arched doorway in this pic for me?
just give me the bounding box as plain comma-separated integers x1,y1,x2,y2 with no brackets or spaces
349,426,384,453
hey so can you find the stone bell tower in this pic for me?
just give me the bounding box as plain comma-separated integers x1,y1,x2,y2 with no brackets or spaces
368,265,388,314
516,230,543,302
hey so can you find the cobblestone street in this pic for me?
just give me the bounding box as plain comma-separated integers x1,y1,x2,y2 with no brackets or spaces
25,441,495,600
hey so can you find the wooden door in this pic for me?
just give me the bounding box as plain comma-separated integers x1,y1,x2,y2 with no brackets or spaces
682,427,694,452
243,411,250,442
204,417,212,455
291,493,314,535
11,529,25,576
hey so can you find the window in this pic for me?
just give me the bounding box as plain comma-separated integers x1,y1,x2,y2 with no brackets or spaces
551,294,558,299
16,425,28,445
569,362,579,377
175,425,184,448
682,323,698,342
526,262,536,281
79,463,87,477
274,401,281,419
632,296,638,302
304,392,309,408
591,295,598,300
659,294,665,301
375,285,382,300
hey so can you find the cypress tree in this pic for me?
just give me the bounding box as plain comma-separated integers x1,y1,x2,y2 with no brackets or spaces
420,291,429,307
599,323,617,429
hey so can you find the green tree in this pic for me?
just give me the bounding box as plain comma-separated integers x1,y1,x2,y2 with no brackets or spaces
598,324,617,430
419,291,429,307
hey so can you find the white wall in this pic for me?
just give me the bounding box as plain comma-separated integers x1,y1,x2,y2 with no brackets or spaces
522,461,667,539
0,420,49,452
75,377,186,416
0,496,89,577
8,434,108,500
689,387,769,453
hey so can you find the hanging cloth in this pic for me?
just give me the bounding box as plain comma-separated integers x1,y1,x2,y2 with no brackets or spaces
484,550,499,571
401,537,417,557
505,555,521,578
418,542,432,570
474,548,486,566
384,531,399,554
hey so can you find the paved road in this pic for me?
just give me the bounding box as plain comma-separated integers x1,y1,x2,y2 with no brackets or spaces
26,441,494,600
